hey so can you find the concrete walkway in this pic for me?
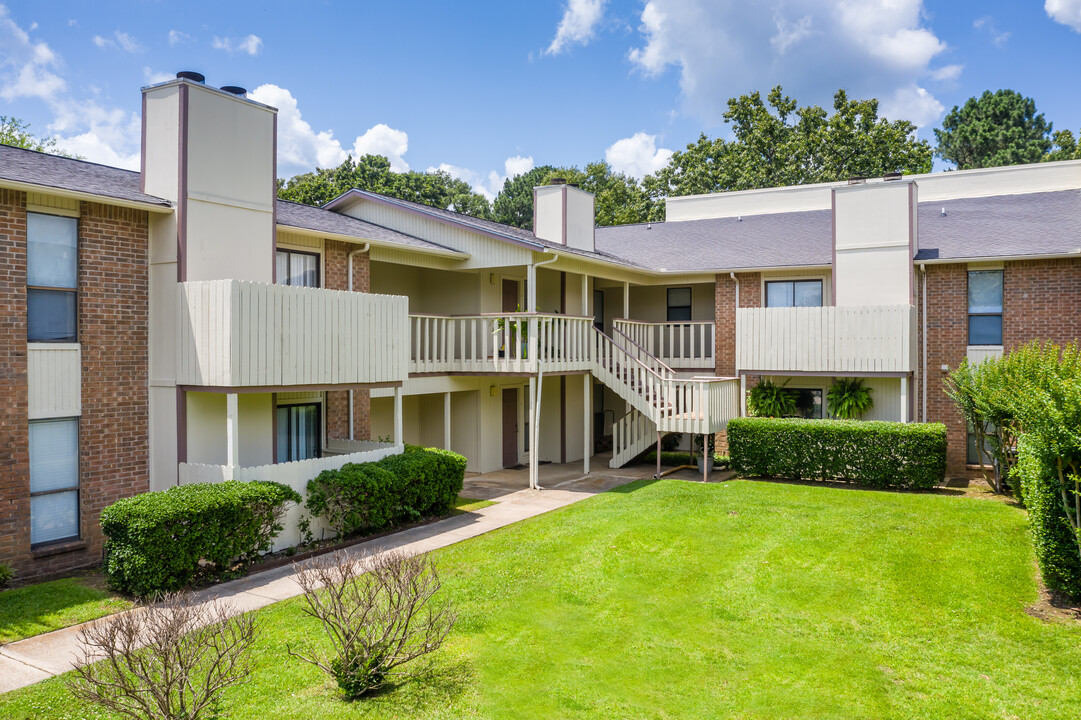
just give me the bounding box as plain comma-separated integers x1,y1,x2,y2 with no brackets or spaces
0,460,688,694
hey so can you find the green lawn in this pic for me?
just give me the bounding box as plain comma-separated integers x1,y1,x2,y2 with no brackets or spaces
3,479,1080,718
0,578,132,645
452,496,496,513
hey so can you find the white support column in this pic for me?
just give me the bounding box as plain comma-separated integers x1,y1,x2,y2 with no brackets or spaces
581,274,589,315
900,376,909,423
740,375,747,417
583,373,591,474
443,391,452,450
528,376,538,490
225,393,239,470
393,385,403,446
623,282,630,320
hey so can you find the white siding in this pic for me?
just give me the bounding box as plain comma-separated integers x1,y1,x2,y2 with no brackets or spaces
27,344,81,419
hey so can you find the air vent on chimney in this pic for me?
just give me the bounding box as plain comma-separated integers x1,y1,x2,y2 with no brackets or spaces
221,86,247,97
548,177,566,185
176,71,205,83
847,176,866,185
883,171,903,181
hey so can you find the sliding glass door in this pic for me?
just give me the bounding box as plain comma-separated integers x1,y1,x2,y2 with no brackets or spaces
276,403,321,463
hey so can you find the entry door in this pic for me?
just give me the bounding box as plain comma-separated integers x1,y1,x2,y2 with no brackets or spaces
502,388,518,468
502,279,518,312
593,289,604,332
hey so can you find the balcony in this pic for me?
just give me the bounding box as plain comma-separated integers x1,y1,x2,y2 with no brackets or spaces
613,319,715,370
177,279,409,387
409,313,594,375
735,304,916,374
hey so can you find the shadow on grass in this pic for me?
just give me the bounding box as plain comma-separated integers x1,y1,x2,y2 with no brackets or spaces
730,475,972,497
343,658,474,714
607,478,660,494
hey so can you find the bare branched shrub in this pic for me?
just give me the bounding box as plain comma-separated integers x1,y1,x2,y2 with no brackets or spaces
289,549,456,698
67,593,257,720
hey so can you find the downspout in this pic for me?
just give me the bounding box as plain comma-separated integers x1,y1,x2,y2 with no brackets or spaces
348,243,370,440
920,263,927,423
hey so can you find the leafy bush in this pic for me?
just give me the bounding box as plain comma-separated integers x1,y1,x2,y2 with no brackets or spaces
728,417,946,490
376,447,466,519
1016,439,1081,596
826,378,874,419
747,379,797,417
101,481,301,597
0,562,12,588
306,463,402,538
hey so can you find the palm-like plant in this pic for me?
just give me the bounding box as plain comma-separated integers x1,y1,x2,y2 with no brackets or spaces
747,379,798,418
827,378,874,419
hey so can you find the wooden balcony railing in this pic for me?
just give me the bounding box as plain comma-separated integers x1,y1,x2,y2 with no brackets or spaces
177,279,409,387
735,304,917,374
613,319,716,370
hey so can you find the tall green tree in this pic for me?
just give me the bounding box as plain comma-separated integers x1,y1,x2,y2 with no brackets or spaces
277,154,492,218
643,86,932,214
1046,129,1081,162
491,165,556,229
934,90,1052,169
1,116,80,158
539,162,654,227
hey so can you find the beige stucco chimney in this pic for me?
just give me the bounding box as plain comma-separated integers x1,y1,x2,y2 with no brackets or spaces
533,182,596,253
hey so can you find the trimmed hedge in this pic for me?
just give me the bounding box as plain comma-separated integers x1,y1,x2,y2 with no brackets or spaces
1016,439,1081,597
728,417,946,490
305,447,466,538
101,481,300,597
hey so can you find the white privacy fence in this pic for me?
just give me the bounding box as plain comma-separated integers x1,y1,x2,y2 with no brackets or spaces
178,442,403,551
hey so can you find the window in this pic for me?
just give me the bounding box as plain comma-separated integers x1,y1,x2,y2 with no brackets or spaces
968,270,1003,346
275,249,319,288
276,403,321,463
666,287,692,322
27,212,78,342
794,389,823,419
29,418,80,545
967,422,994,466
765,279,822,308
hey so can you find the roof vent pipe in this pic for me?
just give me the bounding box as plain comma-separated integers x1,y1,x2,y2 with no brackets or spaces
176,71,205,83
220,85,247,96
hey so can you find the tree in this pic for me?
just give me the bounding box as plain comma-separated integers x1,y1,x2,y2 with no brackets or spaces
1046,129,1081,162
539,162,654,226
0,115,80,158
643,86,932,212
491,165,556,229
277,154,492,218
934,90,1052,169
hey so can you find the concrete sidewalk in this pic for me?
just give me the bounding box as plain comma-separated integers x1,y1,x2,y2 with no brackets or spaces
0,462,676,694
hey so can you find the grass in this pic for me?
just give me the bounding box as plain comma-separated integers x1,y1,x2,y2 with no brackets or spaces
3,479,1080,718
0,578,132,645
452,496,496,513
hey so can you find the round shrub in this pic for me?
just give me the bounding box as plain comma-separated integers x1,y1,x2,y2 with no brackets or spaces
306,463,403,538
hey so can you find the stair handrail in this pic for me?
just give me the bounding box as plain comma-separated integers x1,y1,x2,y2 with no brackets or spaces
611,325,676,379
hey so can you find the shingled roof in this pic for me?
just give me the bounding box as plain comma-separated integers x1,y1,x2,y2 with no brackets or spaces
0,144,170,207
275,200,465,256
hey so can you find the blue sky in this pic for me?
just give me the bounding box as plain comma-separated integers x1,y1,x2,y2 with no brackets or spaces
2,1,1080,199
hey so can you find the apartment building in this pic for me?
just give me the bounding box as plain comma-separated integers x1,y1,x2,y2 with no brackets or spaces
1,72,1078,577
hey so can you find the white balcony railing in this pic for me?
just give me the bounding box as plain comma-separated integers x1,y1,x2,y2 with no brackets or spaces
736,304,916,374
409,313,594,375
178,441,403,550
177,280,409,387
613,319,715,370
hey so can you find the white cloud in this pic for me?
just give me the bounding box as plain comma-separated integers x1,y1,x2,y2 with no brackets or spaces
1046,0,1081,31
168,29,193,46
429,155,535,201
879,84,944,129
0,5,66,101
973,16,1010,46
212,34,262,55
143,67,174,85
248,83,412,177
91,29,144,53
352,124,410,172
628,0,949,129
605,133,672,178
929,64,963,82
546,0,607,55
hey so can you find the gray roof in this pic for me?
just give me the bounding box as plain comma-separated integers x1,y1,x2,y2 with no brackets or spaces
595,210,834,272
0,144,170,207
275,200,463,255
915,189,1081,261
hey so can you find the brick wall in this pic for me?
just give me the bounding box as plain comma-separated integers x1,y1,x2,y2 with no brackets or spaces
323,240,371,441
919,258,1081,477
0,189,29,573
0,197,150,577
714,272,761,376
